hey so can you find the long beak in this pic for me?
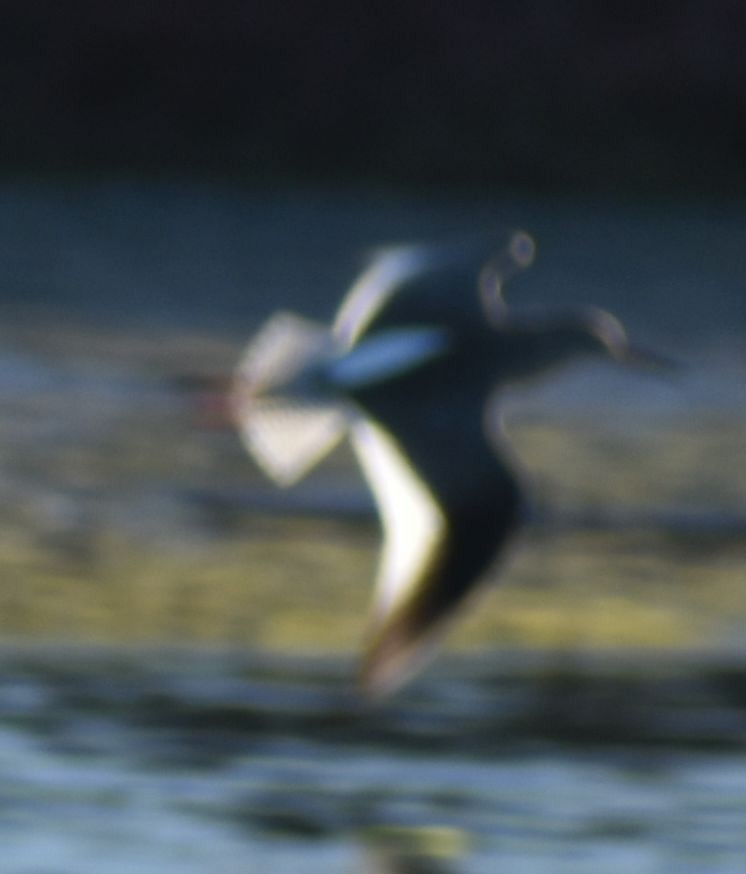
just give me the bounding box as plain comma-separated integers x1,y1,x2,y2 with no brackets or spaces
621,343,681,373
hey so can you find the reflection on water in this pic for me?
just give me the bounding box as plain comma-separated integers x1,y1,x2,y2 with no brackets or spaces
0,649,746,872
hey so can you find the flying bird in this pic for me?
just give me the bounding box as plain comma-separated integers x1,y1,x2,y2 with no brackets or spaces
231,231,668,696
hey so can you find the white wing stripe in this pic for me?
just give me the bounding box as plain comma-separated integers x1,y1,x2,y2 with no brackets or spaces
328,327,450,389
350,418,445,618
332,246,431,346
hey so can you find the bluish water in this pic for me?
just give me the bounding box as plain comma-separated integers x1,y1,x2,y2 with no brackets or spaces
0,649,745,873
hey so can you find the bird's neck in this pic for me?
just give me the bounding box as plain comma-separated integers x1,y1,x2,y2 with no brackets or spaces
492,321,599,385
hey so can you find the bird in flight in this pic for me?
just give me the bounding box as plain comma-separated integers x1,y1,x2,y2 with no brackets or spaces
231,231,668,697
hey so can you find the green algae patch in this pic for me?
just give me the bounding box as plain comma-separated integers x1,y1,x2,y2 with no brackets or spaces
0,517,742,656
1,326,743,660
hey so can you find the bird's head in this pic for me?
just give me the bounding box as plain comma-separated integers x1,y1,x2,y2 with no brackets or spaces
575,307,677,371
503,306,678,384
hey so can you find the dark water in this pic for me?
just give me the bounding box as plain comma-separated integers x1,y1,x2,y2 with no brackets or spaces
1,180,745,872
1,179,745,344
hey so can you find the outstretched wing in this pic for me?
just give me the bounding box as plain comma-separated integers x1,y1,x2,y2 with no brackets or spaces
333,229,535,348
350,418,447,626
231,311,348,486
347,359,525,697
332,244,435,347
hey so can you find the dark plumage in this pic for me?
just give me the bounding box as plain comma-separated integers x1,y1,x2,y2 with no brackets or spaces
231,231,669,696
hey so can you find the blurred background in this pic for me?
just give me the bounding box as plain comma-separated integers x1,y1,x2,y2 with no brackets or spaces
1,2,745,872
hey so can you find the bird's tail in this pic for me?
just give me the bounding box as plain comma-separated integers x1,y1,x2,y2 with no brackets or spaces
231,311,349,486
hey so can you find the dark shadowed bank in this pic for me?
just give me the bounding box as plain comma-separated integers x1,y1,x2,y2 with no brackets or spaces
3,1,746,194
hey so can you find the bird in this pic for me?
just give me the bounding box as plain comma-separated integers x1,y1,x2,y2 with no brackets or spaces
230,230,670,697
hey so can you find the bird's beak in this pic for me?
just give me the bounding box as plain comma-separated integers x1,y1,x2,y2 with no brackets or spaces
620,343,681,373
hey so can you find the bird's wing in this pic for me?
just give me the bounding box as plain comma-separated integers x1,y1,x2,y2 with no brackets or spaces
349,410,523,697
350,417,447,623
332,244,434,347
333,230,535,348
231,311,348,486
